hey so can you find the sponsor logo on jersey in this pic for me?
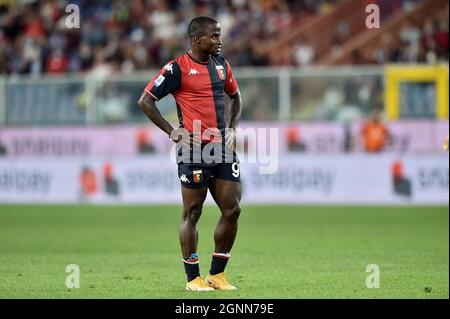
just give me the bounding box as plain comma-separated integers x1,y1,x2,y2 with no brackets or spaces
154,74,165,87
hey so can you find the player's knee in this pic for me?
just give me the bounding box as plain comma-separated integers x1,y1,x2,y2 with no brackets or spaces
183,203,203,224
222,204,241,222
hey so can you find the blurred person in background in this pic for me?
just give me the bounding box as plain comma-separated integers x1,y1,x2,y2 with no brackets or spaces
0,132,7,155
343,122,354,153
103,162,120,196
286,127,307,152
361,107,391,153
136,128,156,154
79,166,98,201
392,160,412,198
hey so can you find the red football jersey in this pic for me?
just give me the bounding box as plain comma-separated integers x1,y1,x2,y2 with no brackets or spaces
144,51,239,139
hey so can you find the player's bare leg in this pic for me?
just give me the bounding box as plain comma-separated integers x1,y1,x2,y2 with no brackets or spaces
206,178,241,290
208,179,242,252
180,185,213,291
180,185,207,256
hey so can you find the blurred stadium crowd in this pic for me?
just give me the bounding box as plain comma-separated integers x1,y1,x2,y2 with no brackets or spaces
0,0,448,76
372,9,449,65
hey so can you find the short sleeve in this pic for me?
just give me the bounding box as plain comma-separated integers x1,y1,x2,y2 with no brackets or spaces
224,60,239,96
144,61,181,100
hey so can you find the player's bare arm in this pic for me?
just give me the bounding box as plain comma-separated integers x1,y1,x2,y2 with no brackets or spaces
226,90,242,150
228,90,242,129
137,92,185,143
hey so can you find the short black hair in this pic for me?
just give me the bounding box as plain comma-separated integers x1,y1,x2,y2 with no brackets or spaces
188,16,218,40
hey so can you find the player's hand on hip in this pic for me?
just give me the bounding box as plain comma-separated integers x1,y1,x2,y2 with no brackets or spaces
170,127,188,143
170,127,201,149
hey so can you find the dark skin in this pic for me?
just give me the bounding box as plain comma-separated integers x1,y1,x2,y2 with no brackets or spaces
138,22,243,260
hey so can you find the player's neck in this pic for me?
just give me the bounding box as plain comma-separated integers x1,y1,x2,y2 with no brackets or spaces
189,50,210,63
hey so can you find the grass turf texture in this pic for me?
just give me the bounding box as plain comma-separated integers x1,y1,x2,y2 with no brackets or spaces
0,205,448,299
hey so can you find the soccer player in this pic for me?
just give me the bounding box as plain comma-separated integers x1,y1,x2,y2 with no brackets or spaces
138,16,242,292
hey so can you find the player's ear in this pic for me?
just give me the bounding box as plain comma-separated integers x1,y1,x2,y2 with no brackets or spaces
193,35,201,44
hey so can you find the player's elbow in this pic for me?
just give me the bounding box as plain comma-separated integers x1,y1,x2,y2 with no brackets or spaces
137,93,152,112
232,91,243,109
230,89,241,101
137,95,146,110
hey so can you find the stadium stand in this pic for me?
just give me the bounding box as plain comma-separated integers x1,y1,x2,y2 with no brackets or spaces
1,0,447,76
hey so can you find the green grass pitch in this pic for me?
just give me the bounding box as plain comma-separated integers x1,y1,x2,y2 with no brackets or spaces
0,205,448,298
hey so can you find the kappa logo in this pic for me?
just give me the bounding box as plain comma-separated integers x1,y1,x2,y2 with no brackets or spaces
164,63,173,74
189,68,200,76
180,174,190,183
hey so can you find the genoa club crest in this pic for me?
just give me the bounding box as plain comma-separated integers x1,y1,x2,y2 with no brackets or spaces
216,65,226,80
193,170,203,183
